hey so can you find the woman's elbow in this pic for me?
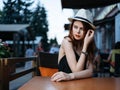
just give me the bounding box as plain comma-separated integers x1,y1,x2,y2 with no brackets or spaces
88,68,94,77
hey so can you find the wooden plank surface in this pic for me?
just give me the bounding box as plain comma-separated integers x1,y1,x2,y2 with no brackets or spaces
19,76,120,90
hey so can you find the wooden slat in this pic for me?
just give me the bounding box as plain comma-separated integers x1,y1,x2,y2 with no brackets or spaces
0,56,39,90
7,56,37,65
9,67,36,81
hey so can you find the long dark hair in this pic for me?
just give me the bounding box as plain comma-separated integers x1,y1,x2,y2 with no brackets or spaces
65,20,96,62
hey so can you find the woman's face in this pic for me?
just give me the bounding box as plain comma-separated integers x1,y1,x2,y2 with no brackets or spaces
72,21,86,40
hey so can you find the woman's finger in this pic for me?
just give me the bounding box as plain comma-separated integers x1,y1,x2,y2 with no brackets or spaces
51,72,60,79
56,77,64,82
51,74,62,81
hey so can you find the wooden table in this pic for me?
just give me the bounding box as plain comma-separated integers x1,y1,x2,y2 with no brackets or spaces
18,76,120,90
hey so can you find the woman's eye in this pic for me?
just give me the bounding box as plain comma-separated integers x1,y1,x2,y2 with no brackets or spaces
79,28,84,31
73,25,78,29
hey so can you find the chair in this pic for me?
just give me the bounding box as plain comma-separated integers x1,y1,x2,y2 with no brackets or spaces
38,52,58,77
114,54,120,77
99,53,110,77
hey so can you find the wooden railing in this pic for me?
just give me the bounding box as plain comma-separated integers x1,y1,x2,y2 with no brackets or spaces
0,56,39,90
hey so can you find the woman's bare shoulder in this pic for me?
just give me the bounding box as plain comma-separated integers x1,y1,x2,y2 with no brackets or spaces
61,37,73,50
62,37,71,44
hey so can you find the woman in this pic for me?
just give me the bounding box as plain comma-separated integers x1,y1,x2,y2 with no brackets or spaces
51,9,96,82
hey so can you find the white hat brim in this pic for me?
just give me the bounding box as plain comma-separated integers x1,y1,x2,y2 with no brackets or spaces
68,17,96,30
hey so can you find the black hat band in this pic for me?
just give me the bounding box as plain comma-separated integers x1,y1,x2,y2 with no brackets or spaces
74,16,92,24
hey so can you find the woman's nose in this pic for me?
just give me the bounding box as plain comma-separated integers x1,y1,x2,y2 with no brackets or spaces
76,29,80,33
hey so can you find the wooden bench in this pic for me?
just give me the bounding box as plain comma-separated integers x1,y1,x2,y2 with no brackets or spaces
0,56,39,90
0,52,59,90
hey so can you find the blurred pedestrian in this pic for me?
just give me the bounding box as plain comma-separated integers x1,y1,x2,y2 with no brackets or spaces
35,42,44,56
105,42,120,76
49,43,59,54
94,49,101,72
25,45,35,69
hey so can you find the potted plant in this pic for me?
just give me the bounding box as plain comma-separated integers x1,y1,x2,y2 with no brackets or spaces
0,39,11,58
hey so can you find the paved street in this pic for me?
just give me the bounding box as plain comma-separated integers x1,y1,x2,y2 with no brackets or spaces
10,67,33,90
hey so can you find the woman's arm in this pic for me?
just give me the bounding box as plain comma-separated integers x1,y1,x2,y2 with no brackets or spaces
62,38,87,72
51,61,93,82
103,51,112,63
69,61,93,79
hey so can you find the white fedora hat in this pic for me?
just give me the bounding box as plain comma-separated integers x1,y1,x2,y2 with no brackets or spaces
68,9,96,30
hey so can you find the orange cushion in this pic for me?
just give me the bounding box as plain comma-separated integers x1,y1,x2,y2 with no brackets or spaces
39,67,58,77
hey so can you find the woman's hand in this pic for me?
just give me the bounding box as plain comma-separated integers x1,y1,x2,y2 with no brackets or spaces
51,71,73,82
84,30,94,47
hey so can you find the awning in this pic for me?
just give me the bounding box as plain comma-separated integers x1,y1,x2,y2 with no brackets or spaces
61,0,120,9
94,6,119,26
0,24,29,40
0,24,29,32
94,16,114,26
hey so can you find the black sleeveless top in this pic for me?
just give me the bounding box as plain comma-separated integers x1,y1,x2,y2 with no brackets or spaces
58,51,86,73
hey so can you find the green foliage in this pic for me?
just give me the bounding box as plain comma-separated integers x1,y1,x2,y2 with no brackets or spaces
0,0,16,23
0,0,34,24
30,4,49,51
0,41,10,58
